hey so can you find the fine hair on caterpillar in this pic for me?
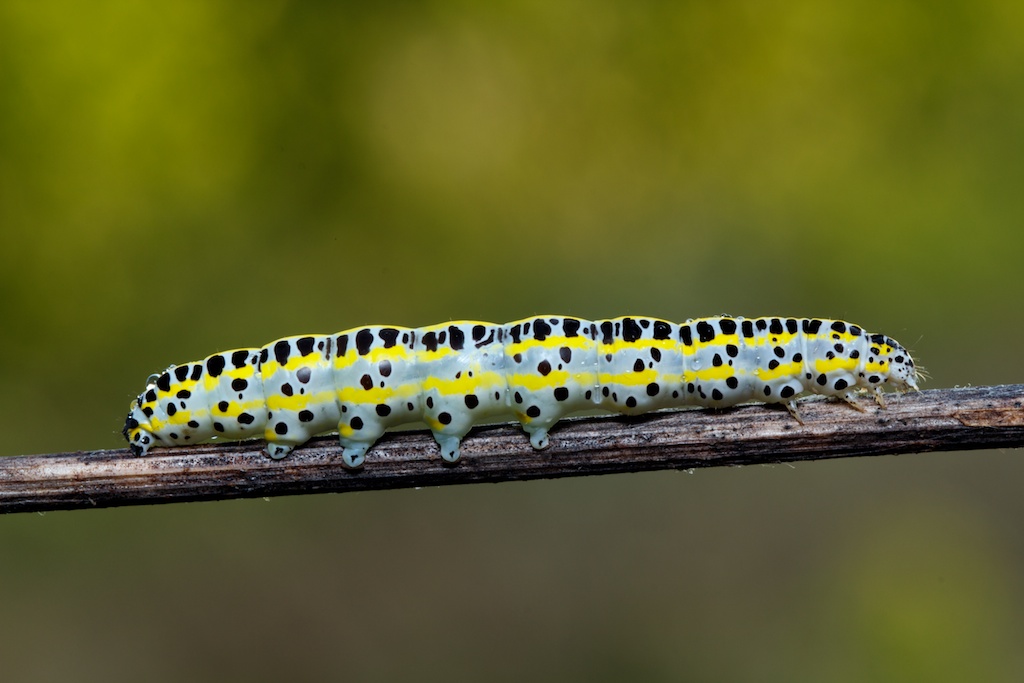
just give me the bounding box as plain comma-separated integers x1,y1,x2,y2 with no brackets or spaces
123,315,920,469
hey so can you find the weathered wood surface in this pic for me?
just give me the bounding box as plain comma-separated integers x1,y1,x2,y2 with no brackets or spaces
1,385,1021,514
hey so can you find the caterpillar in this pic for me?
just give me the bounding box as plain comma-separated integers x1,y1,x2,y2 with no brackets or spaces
123,315,920,469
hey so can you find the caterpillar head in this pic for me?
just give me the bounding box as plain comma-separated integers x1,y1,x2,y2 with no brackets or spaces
871,334,919,392
123,374,162,456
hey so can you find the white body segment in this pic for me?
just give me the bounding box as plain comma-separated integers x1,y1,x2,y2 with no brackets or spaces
124,315,920,468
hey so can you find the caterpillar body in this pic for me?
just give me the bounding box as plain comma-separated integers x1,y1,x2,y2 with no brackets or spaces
123,315,920,468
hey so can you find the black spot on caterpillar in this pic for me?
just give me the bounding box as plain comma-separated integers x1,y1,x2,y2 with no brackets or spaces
124,315,920,469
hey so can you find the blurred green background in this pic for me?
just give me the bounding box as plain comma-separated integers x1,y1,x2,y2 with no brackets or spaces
2,1,1024,680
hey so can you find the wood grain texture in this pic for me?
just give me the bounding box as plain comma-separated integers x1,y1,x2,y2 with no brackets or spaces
2,385,1022,514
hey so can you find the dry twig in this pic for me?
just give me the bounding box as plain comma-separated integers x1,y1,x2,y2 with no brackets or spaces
1,385,1022,514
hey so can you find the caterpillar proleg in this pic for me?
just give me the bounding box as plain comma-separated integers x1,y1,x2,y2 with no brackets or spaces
123,315,920,468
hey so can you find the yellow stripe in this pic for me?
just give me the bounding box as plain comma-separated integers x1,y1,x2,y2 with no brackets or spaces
266,390,336,412
864,360,889,373
680,367,733,383
261,354,325,378
340,344,414,367
599,337,678,354
152,403,236,432
413,322,498,362
508,370,571,392
814,357,858,374
604,371,684,386
755,362,801,381
337,382,420,405
165,380,197,396
203,363,256,391
743,332,796,348
808,330,861,346
686,334,743,356
420,370,505,396
208,398,266,420
160,410,192,427
506,334,594,357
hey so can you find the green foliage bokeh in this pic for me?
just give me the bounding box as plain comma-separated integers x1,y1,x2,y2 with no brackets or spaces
1,2,1023,681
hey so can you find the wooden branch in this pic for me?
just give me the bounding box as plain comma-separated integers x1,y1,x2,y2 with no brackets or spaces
2,385,1022,514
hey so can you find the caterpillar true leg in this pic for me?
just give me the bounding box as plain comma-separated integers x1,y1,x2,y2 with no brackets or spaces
872,387,888,408
840,393,869,412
